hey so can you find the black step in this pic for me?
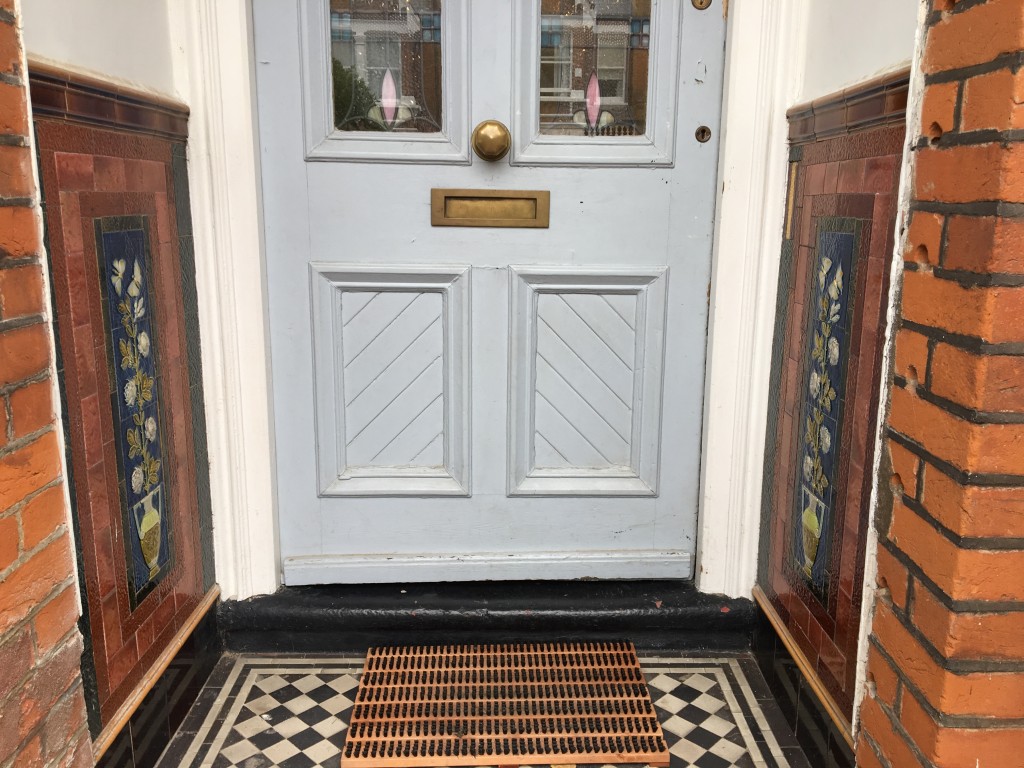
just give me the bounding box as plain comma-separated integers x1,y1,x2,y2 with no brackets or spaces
219,580,754,654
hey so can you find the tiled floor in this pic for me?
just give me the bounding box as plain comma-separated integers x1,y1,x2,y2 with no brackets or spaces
157,654,810,768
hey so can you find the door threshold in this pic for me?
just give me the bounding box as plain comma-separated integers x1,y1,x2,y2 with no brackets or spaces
219,579,754,653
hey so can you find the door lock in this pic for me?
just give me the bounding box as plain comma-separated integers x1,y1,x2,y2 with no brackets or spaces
692,0,712,9
472,120,511,162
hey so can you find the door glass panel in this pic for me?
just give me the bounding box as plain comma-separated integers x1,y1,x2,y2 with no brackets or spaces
329,0,443,133
538,0,650,137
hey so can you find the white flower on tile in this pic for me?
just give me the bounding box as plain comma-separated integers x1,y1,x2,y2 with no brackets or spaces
828,337,840,366
145,416,157,442
124,379,137,406
138,331,151,357
127,260,143,297
819,425,832,454
828,265,844,300
131,465,144,493
133,296,146,321
829,301,841,323
818,257,833,289
803,456,814,482
111,259,126,295
809,371,821,397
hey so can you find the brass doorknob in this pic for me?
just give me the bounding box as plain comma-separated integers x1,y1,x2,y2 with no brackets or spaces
472,120,511,162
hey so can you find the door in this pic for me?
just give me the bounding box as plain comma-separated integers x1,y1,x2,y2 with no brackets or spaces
252,0,726,584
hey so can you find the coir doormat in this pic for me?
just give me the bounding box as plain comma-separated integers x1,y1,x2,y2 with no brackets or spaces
340,641,670,768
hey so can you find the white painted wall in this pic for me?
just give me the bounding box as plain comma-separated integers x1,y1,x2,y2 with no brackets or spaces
798,0,918,102
21,0,178,98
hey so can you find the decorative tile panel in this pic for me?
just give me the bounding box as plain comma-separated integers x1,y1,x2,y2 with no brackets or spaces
97,219,172,604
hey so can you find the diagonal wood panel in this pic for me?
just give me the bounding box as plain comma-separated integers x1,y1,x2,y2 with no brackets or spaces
534,293,637,470
342,290,446,467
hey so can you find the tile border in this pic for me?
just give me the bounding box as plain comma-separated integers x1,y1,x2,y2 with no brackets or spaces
787,69,911,145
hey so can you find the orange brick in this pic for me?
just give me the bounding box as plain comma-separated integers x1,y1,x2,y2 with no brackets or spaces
9,379,53,439
873,600,1024,717
962,66,1024,132
0,15,20,76
0,144,33,199
889,498,1024,601
901,687,1024,768
889,439,920,498
945,215,1024,273
0,264,44,320
913,579,1024,659
922,469,1024,538
32,585,78,655
889,386,1024,475
0,80,27,136
920,82,959,140
916,143,1024,204
904,211,943,265
876,545,910,610
0,398,6,449
0,513,17,571
930,343,1024,412
894,328,929,383
0,206,40,261
866,644,900,709
0,323,49,387
858,694,927,768
0,432,61,513
0,533,72,635
902,270,1024,344
924,0,1024,74
21,484,65,551
854,739,886,768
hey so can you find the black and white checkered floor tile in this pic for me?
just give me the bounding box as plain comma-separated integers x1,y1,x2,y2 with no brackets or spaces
158,655,809,768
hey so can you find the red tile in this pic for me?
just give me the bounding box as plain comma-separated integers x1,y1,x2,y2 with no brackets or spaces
823,162,840,194
837,158,867,193
71,323,99,400
91,509,117,595
805,163,826,196
154,192,171,244
58,192,83,254
79,393,104,469
863,154,900,194
54,152,94,191
93,156,126,192
105,633,139,693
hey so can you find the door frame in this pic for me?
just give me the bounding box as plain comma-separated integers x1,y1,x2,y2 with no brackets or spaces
170,0,807,601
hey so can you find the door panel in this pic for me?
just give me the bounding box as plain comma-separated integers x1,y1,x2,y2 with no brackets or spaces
253,0,726,583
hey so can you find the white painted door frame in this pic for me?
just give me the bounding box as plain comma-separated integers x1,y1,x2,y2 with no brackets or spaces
169,0,804,601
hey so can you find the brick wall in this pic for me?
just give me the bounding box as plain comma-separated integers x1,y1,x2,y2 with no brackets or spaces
0,2,92,766
858,1,1024,766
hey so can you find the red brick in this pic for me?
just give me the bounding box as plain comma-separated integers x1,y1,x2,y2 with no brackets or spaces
889,498,1024,602
16,633,83,742
945,215,1024,273
0,531,72,635
889,386,1024,475
858,694,927,767
913,579,1024,660
12,736,41,767
0,80,28,136
875,545,910,611
33,584,78,657
0,399,6,449
874,599,1024,717
931,343,1024,412
894,328,929,383
920,81,959,140
0,512,17,570
21,483,65,551
0,322,50,387
915,143,1024,204
922,469,1024,539
0,206,40,261
889,439,920,498
8,378,53,440
0,626,31,701
904,211,943,265
0,432,61,514
962,66,1024,132
854,739,886,768
924,0,1024,74
902,270,1024,344
0,144,33,199
0,263,44,319
39,685,87,765
0,18,20,76
901,687,1024,768
866,644,900,709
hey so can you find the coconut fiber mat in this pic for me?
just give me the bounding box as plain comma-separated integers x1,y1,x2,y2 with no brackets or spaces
340,641,670,768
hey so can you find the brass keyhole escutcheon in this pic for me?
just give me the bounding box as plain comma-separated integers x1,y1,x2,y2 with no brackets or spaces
692,0,712,8
695,125,712,143
472,120,511,162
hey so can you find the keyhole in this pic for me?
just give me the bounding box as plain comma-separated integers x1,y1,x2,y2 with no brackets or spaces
695,126,712,143
692,0,712,9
